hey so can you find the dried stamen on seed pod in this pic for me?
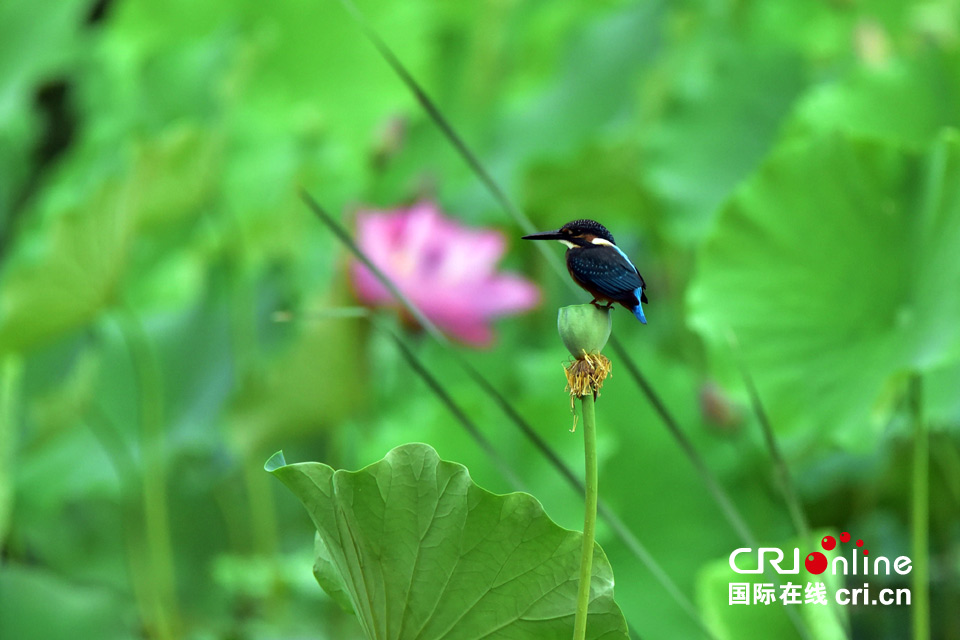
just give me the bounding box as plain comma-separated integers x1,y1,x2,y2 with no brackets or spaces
564,352,612,400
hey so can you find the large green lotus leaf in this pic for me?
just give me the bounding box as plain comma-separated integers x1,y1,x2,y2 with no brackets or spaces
643,44,805,243
789,51,960,148
0,124,218,354
688,132,960,449
266,443,628,640
0,179,135,354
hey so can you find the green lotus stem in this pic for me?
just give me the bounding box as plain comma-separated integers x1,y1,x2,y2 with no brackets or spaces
0,356,22,548
910,374,929,640
229,264,280,561
573,392,598,639
115,310,180,640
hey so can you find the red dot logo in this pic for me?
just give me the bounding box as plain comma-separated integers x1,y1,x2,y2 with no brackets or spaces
805,552,828,574
821,535,836,551
840,532,850,543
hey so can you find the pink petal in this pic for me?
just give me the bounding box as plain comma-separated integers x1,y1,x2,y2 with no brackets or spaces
474,274,542,316
355,209,404,257
350,202,541,347
397,202,444,259
433,230,505,283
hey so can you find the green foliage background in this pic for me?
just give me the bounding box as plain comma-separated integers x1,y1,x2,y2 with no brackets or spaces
2,0,958,638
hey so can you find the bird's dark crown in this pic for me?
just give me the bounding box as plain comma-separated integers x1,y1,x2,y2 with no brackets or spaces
559,219,616,245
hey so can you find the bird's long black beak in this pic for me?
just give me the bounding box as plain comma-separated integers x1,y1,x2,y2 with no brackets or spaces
521,229,564,241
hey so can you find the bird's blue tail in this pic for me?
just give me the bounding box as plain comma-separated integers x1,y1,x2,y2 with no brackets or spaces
632,287,647,324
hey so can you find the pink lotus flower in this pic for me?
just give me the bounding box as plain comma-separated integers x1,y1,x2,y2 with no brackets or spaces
350,202,540,346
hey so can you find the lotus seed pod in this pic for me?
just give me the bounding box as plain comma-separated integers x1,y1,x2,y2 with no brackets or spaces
558,304,611,357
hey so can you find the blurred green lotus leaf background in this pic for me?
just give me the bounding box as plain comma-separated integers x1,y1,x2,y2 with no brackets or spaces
688,131,960,451
1,0,958,639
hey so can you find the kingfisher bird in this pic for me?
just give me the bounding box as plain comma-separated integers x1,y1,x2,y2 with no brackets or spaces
523,219,648,324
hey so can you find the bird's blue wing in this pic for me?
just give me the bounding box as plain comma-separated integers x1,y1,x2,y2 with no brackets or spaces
569,245,647,302
608,243,646,291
